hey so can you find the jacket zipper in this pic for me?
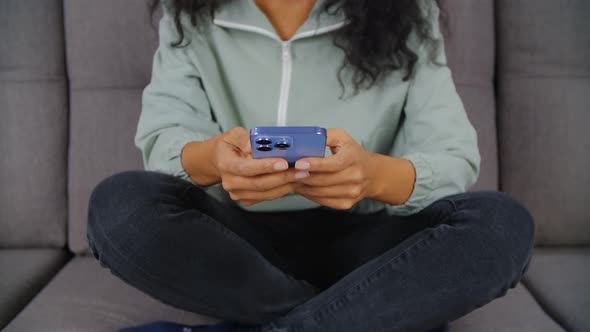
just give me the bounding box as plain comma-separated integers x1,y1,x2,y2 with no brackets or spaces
277,42,292,126
213,19,346,126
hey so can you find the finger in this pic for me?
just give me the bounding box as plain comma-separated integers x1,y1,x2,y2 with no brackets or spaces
239,199,262,206
224,127,249,149
295,184,362,199
298,194,355,210
223,127,255,158
296,167,361,187
325,127,347,147
226,169,309,192
232,157,290,176
218,150,288,176
242,139,252,155
230,182,298,201
295,150,351,172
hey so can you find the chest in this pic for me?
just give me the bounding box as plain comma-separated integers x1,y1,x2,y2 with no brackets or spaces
189,27,410,154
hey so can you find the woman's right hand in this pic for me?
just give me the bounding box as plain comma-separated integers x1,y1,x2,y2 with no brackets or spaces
211,127,309,206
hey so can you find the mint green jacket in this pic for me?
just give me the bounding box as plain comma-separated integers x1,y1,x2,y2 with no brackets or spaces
134,0,481,215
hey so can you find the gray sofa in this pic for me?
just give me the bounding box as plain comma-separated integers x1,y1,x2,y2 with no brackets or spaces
1,0,588,331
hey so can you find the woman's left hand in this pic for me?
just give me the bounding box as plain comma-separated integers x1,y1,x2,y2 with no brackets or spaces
293,128,379,210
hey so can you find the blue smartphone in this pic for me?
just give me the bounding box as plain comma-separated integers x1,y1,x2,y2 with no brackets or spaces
250,126,327,167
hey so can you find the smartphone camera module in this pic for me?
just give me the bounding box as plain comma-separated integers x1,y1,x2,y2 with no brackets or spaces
274,142,290,149
255,138,272,145
256,145,272,152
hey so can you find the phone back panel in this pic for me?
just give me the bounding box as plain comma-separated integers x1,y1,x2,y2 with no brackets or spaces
250,126,327,166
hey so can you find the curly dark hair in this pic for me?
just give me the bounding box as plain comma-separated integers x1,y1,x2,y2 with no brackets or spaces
151,0,444,98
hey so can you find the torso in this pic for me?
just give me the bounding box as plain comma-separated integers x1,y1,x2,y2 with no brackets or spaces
177,0,417,211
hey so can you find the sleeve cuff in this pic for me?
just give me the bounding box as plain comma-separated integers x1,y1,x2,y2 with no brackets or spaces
384,152,435,215
159,130,211,185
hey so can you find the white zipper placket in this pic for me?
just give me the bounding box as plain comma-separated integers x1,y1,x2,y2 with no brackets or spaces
277,41,292,126
213,19,347,127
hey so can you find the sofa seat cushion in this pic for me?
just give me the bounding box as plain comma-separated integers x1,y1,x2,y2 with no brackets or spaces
5,256,565,331
450,283,565,331
524,248,590,332
4,257,215,331
0,249,68,329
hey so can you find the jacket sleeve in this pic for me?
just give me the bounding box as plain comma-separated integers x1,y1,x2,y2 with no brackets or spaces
384,0,481,215
134,2,222,184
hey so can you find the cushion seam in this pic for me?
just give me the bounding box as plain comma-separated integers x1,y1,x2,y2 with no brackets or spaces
521,278,572,332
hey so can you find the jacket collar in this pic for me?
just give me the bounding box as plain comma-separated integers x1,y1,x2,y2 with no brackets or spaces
213,0,347,42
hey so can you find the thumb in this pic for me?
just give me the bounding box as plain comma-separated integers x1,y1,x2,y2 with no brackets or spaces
326,128,346,148
225,127,251,152
241,139,252,155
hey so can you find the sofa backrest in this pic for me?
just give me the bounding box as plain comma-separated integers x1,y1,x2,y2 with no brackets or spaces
496,0,590,245
439,0,498,192
9,0,586,251
62,0,499,254
0,0,67,248
64,0,159,253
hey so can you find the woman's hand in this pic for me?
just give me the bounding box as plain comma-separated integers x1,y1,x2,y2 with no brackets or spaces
293,128,380,210
212,127,308,206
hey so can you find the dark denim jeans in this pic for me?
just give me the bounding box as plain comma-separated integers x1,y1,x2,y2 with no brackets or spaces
87,170,534,332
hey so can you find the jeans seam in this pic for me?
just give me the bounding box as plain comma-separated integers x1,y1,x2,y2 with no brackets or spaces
300,227,440,328
441,198,458,213
178,183,197,201
178,186,318,292
91,219,241,319
444,192,530,285
92,199,314,323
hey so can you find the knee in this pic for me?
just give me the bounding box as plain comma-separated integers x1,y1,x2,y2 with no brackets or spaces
465,191,535,280
87,170,156,251
480,190,535,250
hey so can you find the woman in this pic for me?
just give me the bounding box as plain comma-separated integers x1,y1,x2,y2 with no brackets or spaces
87,0,535,331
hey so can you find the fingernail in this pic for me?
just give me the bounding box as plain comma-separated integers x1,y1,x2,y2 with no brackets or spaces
295,161,310,170
274,162,288,170
295,171,310,180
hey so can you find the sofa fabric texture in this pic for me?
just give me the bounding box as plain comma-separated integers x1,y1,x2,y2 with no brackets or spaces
64,0,157,254
0,0,68,248
1,257,560,332
496,0,590,246
0,249,68,329
524,248,590,332
3,257,214,332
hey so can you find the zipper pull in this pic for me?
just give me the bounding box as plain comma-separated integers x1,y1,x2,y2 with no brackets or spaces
282,42,291,60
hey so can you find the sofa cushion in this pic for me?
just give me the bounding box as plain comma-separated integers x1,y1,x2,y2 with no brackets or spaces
0,0,68,247
438,0,498,191
496,0,590,245
63,0,158,89
67,89,145,254
63,0,157,253
0,249,68,329
450,283,565,331
4,257,214,331
4,256,563,332
523,248,590,332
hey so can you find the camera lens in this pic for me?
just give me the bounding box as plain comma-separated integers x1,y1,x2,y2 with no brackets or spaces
256,138,272,145
257,146,272,152
274,142,290,149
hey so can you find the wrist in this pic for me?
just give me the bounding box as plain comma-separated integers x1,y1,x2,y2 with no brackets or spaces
364,153,416,206
208,134,224,179
364,151,384,200
181,135,223,186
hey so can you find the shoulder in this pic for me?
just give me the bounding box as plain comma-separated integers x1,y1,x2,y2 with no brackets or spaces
417,0,442,39
157,0,212,43
160,0,176,15
417,0,441,18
